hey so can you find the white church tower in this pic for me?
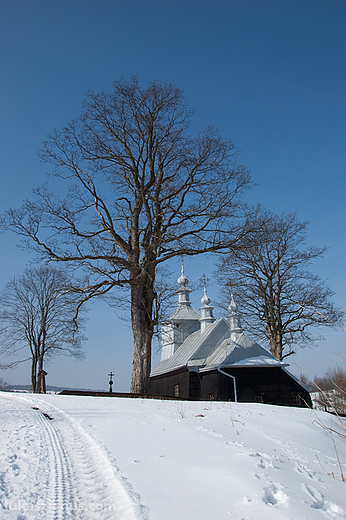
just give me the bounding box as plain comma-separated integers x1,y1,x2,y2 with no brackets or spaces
228,293,244,338
199,282,215,333
160,265,201,361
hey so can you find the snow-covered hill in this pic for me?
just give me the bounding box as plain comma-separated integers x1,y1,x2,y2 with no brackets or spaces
0,392,345,520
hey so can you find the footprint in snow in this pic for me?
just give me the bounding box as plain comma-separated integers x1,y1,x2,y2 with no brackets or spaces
295,461,318,481
257,458,274,470
196,426,225,439
225,440,244,448
301,483,345,516
249,451,274,470
249,451,271,459
263,483,288,506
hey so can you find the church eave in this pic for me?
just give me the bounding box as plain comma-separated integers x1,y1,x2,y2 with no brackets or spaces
199,361,288,373
150,363,188,377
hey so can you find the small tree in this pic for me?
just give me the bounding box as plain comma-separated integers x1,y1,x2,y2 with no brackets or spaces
216,210,344,361
1,78,253,393
313,367,346,415
0,378,10,391
0,266,85,392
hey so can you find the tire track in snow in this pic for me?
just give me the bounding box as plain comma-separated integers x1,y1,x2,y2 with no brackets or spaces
35,410,75,520
38,405,146,520
0,394,147,520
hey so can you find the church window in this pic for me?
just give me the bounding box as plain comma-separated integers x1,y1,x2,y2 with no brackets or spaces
293,394,302,406
174,384,180,397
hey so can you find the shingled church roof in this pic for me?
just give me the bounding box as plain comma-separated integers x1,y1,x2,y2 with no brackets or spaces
151,275,285,378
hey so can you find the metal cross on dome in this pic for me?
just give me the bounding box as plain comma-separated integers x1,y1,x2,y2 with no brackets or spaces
200,273,210,289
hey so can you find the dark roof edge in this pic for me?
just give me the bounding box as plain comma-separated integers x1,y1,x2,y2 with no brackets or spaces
199,362,288,373
282,367,312,392
150,364,187,378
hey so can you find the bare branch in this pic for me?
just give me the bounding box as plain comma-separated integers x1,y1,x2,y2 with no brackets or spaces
216,209,344,361
0,266,86,392
1,77,253,393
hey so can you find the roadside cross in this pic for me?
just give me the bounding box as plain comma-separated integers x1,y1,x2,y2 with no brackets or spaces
108,372,114,393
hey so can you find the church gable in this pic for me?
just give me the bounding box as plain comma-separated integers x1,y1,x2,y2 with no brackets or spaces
152,319,225,377
187,319,229,368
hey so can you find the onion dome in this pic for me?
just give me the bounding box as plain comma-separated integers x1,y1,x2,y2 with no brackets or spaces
228,293,243,332
201,286,211,306
177,266,189,287
228,293,239,313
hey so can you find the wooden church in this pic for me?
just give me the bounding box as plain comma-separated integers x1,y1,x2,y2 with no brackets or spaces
149,267,312,407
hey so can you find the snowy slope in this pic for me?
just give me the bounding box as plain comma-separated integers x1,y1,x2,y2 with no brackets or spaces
0,392,345,520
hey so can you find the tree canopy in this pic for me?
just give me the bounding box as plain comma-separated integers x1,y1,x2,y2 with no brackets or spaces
1,78,253,393
0,266,85,392
216,210,344,361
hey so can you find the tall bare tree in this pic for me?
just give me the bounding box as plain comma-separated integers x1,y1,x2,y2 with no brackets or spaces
0,266,85,392
216,210,344,361
1,78,253,393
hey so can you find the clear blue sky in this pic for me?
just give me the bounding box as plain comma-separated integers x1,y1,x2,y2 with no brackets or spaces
0,0,345,391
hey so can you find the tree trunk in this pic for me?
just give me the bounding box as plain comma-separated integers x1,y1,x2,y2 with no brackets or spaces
130,270,155,394
269,332,283,361
36,355,44,393
31,357,38,393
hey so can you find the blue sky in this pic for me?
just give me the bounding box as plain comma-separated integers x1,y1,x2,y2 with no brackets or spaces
0,0,345,391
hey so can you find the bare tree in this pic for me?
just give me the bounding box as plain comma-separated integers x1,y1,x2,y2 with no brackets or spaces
1,78,253,393
313,366,346,415
216,210,344,361
0,378,10,392
0,266,85,392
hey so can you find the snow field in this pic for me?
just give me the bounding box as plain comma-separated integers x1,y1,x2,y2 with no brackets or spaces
0,393,145,519
0,392,345,519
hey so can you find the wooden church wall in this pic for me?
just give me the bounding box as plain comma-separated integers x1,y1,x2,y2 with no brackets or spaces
199,367,312,407
150,366,311,407
149,368,190,398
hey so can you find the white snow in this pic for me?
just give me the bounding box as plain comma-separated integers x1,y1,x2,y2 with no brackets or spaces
229,355,284,366
0,392,345,520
